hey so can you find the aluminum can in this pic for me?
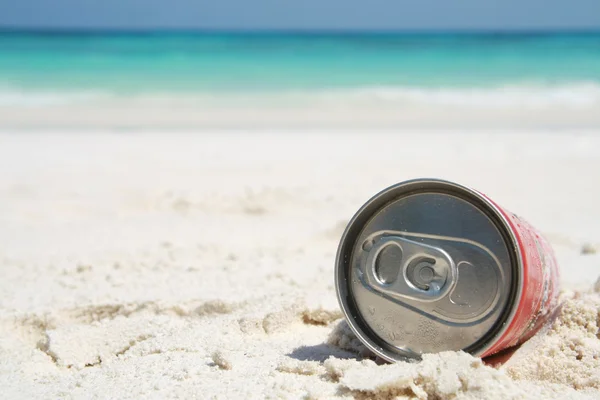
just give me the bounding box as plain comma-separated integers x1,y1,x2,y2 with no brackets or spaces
335,178,559,361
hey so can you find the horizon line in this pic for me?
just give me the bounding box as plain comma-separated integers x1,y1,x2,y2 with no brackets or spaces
1,26,600,36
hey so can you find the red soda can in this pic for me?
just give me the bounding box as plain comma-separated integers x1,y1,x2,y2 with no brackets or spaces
335,178,560,361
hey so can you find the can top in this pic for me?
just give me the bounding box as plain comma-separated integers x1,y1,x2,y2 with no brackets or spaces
335,179,521,361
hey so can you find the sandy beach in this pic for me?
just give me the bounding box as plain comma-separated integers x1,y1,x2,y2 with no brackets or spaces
0,130,599,398
2,88,600,130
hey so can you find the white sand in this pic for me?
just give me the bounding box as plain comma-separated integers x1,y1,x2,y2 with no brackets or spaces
2,88,600,130
0,130,599,399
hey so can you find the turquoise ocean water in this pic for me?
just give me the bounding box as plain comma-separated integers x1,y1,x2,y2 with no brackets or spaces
1,31,600,103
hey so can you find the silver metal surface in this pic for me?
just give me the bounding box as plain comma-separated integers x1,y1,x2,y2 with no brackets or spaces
335,179,521,361
362,235,457,303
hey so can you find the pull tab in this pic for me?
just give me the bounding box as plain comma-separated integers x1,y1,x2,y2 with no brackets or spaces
363,236,457,302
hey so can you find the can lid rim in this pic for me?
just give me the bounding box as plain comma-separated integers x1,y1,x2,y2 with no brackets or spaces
334,178,523,361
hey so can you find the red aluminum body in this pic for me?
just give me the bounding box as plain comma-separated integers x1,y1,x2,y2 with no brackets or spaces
481,195,560,356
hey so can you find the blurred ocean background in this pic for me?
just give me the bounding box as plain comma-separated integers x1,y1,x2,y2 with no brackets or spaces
2,32,600,96
1,31,600,128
